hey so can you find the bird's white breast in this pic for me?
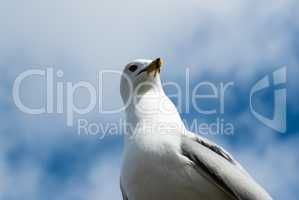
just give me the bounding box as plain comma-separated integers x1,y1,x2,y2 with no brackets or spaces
121,136,194,200
121,89,234,200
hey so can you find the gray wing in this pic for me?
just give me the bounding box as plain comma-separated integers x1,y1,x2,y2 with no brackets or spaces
181,133,272,200
120,178,128,200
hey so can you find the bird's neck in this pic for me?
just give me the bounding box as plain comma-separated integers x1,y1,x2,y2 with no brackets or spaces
124,87,185,138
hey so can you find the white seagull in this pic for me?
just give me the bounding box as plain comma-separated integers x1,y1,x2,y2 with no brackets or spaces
119,58,272,200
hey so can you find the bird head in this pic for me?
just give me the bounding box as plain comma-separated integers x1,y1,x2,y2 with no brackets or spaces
120,58,163,104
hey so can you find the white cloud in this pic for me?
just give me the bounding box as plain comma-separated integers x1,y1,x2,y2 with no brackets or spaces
55,151,122,200
0,150,41,200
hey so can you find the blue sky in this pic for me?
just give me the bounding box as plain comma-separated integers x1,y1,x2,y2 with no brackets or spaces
0,0,299,199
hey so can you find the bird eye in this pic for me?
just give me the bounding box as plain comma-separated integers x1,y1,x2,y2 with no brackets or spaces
128,65,138,72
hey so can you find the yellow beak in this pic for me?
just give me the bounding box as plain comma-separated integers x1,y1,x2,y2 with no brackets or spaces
136,58,163,76
146,58,163,75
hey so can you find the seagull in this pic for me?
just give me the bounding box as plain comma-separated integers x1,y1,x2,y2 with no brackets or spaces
119,58,273,200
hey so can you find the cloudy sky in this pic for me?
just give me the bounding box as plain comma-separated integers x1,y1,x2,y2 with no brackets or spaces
0,0,298,199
